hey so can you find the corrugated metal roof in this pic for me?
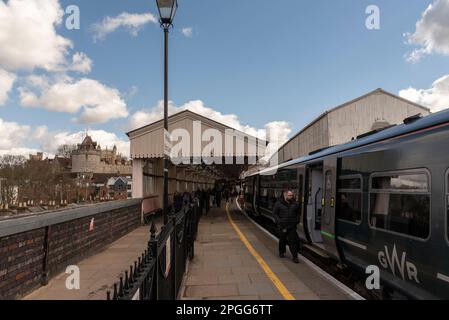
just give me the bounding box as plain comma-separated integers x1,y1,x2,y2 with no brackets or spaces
276,88,430,153
254,108,449,177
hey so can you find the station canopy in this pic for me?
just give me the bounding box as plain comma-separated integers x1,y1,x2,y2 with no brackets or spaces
127,110,268,180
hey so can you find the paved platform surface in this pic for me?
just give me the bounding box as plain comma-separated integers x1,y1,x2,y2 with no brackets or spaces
23,220,161,300
180,202,351,300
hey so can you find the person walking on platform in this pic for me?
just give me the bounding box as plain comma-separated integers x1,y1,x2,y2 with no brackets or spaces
215,189,222,208
224,188,230,203
183,191,192,206
273,189,301,264
173,191,183,213
202,189,209,216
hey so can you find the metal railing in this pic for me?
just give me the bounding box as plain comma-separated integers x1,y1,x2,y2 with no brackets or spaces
107,200,202,300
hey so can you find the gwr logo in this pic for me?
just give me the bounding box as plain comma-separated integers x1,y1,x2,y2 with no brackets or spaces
378,245,420,284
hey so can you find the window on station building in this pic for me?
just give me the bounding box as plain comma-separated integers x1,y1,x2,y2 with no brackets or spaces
337,176,362,224
369,171,430,239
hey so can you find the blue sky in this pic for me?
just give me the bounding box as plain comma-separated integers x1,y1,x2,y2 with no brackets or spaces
1,0,449,157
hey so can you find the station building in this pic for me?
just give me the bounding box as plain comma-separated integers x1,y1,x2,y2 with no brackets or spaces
276,88,430,164
127,110,267,211
127,89,430,211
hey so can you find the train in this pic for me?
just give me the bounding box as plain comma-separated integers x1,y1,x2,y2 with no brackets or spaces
242,109,449,300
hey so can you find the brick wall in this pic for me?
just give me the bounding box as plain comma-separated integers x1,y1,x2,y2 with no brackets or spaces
0,199,142,300
0,229,45,300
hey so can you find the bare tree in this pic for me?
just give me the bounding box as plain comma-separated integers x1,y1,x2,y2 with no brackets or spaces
0,155,27,205
0,155,26,169
56,144,77,158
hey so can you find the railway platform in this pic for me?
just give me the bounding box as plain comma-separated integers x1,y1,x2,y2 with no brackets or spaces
23,219,163,300
21,202,359,301
180,201,357,300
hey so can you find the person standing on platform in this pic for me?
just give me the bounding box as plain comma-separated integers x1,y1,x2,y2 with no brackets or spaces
273,189,301,264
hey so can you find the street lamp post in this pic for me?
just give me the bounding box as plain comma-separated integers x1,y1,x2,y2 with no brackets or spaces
156,0,178,224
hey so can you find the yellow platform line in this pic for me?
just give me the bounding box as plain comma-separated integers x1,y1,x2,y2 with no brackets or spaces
225,204,296,300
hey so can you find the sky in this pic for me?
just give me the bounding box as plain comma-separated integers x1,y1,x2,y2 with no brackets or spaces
1,0,449,158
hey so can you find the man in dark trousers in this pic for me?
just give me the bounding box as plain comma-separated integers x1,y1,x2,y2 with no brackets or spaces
273,189,301,264
215,188,222,208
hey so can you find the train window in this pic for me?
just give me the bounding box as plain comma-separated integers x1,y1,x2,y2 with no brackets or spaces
447,172,449,242
369,171,430,240
244,178,254,203
337,176,362,224
274,189,282,199
262,189,268,197
275,169,297,190
339,178,361,190
372,174,428,192
298,174,304,205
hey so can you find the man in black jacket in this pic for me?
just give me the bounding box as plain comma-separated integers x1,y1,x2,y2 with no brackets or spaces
273,189,301,264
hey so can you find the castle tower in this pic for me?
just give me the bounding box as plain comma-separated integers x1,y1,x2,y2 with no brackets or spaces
71,135,101,174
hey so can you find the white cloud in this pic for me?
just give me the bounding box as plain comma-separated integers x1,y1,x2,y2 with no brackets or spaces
182,27,193,38
0,118,31,151
0,119,130,158
129,100,266,138
0,0,91,73
19,76,129,124
67,52,93,74
92,12,158,41
0,148,44,157
405,0,449,62
399,74,449,112
264,121,292,156
0,69,16,105
34,126,130,157
128,100,292,159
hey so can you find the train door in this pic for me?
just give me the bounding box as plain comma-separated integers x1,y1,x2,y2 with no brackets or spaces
252,175,260,216
321,157,341,260
244,177,253,213
305,164,324,244
297,167,307,241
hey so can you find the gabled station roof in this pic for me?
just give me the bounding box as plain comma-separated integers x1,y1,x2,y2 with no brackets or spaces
127,110,268,160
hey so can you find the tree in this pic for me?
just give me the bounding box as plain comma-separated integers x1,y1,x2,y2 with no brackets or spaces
0,155,26,169
56,144,77,158
0,155,26,205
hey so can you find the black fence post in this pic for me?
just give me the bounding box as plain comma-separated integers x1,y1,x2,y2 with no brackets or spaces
105,202,202,300
189,205,195,260
172,214,177,300
149,220,158,300
41,225,51,285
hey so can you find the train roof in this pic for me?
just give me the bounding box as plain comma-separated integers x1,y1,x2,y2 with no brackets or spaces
252,108,449,177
